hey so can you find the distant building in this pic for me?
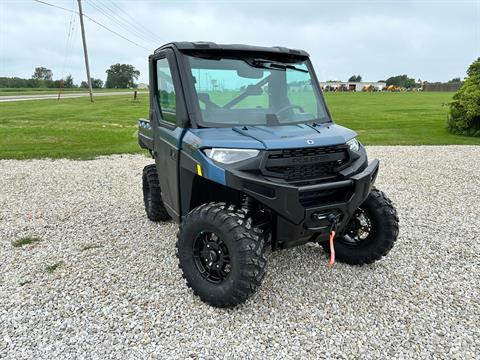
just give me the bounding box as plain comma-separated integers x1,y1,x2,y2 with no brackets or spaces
137,83,149,89
319,81,386,92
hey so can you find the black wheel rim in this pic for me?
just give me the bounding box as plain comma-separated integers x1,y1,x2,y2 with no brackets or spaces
341,208,373,246
193,232,231,283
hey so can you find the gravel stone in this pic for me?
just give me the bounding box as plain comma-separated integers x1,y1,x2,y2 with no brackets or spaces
0,146,479,359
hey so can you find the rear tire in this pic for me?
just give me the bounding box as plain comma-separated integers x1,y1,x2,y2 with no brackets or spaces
176,202,267,308
323,188,399,265
142,164,171,222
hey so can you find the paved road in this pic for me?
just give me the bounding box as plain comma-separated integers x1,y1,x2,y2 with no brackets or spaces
0,91,148,102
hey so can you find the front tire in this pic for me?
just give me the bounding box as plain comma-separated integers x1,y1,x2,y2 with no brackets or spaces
323,188,399,265
176,202,267,308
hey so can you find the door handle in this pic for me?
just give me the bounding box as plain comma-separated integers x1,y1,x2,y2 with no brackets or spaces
169,148,177,160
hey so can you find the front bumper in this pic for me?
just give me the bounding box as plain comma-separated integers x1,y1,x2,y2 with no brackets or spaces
225,159,380,248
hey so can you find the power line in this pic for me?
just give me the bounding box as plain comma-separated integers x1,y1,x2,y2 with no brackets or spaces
84,0,156,48
32,0,151,51
86,0,151,44
84,12,151,51
33,0,75,14
103,0,162,44
57,0,76,99
92,0,159,44
60,0,77,80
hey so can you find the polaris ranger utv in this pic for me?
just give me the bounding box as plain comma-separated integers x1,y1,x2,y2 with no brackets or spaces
138,42,399,308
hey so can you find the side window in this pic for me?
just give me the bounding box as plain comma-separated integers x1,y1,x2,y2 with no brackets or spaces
156,58,176,124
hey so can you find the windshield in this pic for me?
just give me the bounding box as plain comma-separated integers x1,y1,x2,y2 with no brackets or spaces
186,55,330,127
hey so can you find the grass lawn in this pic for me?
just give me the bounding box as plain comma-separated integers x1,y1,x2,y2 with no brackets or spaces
0,88,135,96
0,92,478,160
0,94,148,159
324,92,476,145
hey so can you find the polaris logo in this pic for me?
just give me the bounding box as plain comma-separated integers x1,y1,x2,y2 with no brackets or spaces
306,139,314,145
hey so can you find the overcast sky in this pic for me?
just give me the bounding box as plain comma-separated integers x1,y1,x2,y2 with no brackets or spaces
1,0,479,84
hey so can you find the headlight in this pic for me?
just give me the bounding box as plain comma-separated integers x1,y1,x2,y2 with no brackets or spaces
203,148,260,164
346,138,360,152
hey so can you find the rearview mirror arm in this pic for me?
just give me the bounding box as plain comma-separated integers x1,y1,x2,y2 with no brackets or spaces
222,75,271,109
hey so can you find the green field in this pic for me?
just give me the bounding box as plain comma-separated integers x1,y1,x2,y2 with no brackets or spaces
0,95,147,159
0,92,478,160
0,88,135,96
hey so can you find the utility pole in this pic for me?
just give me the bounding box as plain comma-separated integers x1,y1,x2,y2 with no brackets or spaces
77,0,94,102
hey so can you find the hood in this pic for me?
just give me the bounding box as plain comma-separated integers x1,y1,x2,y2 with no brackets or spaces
188,123,356,150
232,123,356,149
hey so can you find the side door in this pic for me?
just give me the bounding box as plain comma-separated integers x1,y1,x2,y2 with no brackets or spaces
151,50,184,220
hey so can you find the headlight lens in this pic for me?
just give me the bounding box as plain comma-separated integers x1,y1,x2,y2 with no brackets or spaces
203,148,260,164
346,138,360,152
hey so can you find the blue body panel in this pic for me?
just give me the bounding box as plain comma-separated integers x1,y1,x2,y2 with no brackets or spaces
233,123,356,149
186,128,265,149
155,125,186,149
181,130,227,185
181,123,356,186
189,123,356,150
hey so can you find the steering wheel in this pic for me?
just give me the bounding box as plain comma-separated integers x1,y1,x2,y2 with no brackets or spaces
275,104,305,118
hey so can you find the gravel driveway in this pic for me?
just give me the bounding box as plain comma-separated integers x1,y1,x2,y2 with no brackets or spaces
1,146,479,359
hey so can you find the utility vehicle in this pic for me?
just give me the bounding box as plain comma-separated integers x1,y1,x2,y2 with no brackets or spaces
138,42,399,308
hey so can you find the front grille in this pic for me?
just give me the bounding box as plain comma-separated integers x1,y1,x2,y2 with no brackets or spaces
299,188,352,207
263,145,349,183
267,146,344,160
267,163,336,181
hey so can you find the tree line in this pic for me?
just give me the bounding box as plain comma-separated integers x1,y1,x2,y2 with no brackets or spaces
0,63,140,89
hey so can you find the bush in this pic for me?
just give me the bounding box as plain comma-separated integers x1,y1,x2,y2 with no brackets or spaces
447,58,480,137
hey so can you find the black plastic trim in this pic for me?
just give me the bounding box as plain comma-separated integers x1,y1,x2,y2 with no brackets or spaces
225,159,380,248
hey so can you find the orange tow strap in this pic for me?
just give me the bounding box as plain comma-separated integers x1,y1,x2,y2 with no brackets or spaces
328,230,336,268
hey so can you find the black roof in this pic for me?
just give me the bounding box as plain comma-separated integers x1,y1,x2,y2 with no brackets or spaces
154,41,310,59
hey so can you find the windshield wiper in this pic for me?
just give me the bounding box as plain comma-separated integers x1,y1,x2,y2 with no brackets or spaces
310,118,332,125
249,59,308,73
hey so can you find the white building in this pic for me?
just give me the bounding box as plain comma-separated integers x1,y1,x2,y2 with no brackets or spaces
136,83,149,89
319,81,386,92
